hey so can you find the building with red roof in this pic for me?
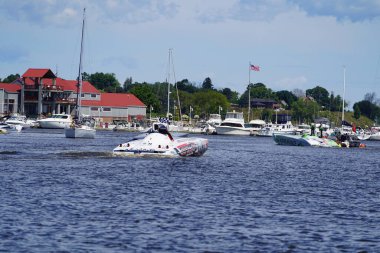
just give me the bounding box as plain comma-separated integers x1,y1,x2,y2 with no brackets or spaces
0,83,22,116
1,68,146,123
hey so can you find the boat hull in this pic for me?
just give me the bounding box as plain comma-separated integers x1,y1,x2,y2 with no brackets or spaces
65,127,96,139
369,132,380,141
215,126,252,136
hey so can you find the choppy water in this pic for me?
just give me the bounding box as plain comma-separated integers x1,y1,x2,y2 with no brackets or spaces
1,128,379,252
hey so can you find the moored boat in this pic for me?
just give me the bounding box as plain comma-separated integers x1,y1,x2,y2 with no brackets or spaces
37,114,73,129
215,111,253,136
273,134,340,147
65,124,96,139
64,9,96,139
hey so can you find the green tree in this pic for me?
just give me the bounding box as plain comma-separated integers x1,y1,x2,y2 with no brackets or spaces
202,77,213,90
177,79,199,93
82,72,90,81
239,83,276,107
192,90,229,118
353,100,380,120
129,84,161,112
291,98,320,123
88,72,121,91
123,77,133,92
2,74,20,83
353,104,361,119
275,90,298,109
220,88,239,104
306,86,329,108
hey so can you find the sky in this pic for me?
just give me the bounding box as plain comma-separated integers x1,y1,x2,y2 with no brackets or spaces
1,0,380,108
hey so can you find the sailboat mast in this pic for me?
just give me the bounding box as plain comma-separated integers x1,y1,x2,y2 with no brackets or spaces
248,62,251,122
75,8,85,120
341,66,346,124
166,49,171,118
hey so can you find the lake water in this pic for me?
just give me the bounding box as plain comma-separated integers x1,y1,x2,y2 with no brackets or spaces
1,129,379,252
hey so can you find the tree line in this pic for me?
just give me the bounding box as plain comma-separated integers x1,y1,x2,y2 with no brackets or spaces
2,72,380,125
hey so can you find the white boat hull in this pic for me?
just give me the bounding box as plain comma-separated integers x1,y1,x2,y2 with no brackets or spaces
369,132,380,141
273,134,340,147
38,121,71,129
65,126,96,139
215,126,252,136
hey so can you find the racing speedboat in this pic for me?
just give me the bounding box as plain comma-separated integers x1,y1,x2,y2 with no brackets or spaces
113,125,208,157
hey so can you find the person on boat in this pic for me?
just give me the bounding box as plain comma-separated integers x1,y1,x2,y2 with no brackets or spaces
311,124,315,136
158,124,174,141
319,125,323,138
352,122,356,133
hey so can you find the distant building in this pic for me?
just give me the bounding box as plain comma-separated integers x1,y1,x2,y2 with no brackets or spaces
0,83,21,115
251,98,281,109
0,68,146,123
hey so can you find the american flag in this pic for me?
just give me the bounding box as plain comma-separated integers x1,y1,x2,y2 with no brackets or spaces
250,64,260,71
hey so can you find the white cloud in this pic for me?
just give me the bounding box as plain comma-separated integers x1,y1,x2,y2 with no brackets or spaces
289,0,380,22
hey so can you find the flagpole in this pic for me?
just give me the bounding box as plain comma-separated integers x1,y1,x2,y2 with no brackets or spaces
248,62,251,122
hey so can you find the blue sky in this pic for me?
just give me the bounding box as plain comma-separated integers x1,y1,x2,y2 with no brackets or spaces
1,0,380,108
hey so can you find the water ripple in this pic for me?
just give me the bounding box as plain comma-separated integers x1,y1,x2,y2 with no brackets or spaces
0,130,379,252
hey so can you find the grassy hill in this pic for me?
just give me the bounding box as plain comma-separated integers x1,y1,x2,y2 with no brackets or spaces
319,111,374,128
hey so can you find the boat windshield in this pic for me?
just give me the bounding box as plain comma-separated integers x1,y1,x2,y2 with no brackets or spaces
226,112,243,119
221,122,244,127
209,114,221,120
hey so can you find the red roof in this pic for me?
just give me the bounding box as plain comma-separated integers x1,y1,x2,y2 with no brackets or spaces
0,83,21,92
23,77,100,94
82,93,146,108
22,68,56,79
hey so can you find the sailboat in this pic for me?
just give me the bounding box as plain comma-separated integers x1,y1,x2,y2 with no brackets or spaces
65,8,96,139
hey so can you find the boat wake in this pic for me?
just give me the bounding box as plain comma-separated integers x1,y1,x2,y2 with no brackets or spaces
61,151,114,159
0,150,20,155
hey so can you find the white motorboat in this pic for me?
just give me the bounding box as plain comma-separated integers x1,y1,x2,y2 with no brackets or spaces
273,134,340,147
295,123,311,135
215,111,253,136
356,129,371,140
203,114,222,134
0,122,12,129
37,114,73,129
247,119,266,136
258,121,296,137
113,126,208,157
369,131,380,141
5,114,37,129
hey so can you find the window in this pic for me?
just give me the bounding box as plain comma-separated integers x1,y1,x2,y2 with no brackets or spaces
81,94,85,97
91,107,98,111
103,108,111,112
91,94,97,98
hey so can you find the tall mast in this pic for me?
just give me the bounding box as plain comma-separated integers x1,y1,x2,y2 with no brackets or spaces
75,8,85,120
248,62,251,122
166,49,171,117
341,66,346,125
